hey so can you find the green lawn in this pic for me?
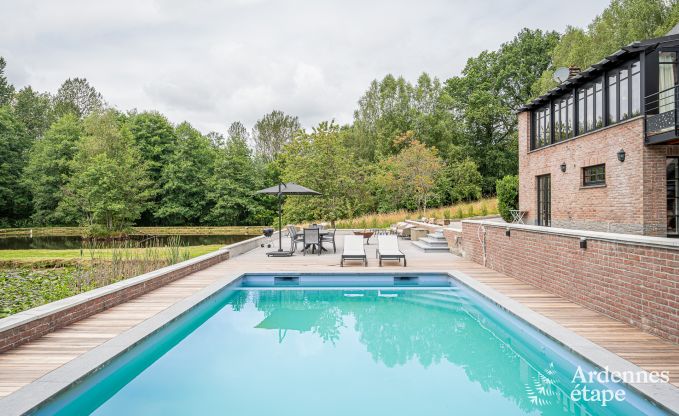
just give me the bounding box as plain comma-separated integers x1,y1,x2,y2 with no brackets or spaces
0,245,224,263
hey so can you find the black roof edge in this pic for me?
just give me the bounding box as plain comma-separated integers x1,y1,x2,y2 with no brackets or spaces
517,33,679,113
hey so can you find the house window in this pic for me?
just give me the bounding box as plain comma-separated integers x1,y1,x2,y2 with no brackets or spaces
532,105,551,149
668,157,678,237
608,72,618,124
577,78,604,134
659,52,677,113
553,94,574,142
583,164,606,187
608,60,641,123
631,61,641,117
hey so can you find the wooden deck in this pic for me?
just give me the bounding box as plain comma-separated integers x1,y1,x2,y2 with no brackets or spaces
1,236,678,400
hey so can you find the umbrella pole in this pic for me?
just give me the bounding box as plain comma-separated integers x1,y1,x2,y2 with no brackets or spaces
278,182,283,252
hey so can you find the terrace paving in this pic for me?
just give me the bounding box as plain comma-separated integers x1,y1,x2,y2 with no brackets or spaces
0,235,678,403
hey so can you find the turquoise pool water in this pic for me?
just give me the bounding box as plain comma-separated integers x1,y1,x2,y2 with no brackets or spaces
35,274,668,415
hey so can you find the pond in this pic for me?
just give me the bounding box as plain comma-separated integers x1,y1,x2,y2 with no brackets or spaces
0,235,253,250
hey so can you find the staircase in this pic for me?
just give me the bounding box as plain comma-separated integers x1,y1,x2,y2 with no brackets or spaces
412,230,451,253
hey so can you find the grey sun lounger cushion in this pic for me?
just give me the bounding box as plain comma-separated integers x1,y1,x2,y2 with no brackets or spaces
341,235,367,267
377,235,406,267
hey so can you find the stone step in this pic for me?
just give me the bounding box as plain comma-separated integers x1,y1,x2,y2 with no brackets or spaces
412,240,451,253
427,232,446,240
418,237,449,246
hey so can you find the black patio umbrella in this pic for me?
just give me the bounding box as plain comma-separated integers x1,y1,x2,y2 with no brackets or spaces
256,182,321,256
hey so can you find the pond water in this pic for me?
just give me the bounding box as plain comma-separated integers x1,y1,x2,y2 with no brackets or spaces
0,235,253,250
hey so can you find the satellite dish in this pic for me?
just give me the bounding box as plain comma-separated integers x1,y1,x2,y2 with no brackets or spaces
553,67,570,84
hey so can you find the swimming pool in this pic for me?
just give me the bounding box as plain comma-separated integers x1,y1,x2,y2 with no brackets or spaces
30,273,672,415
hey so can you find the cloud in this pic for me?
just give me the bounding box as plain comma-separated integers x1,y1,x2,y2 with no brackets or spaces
0,0,610,135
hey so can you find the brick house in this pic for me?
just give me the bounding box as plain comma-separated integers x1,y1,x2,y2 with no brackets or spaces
517,32,679,237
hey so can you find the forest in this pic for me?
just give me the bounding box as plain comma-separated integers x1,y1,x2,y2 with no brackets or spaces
1,0,677,233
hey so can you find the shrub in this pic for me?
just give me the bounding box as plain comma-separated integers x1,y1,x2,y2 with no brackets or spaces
496,175,519,222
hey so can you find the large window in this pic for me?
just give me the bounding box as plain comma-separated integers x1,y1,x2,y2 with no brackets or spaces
583,164,606,187
533,105,550,148
608,60,641,123
577,78,604,135
659,52,677,113
668,157,678,237
553,94,574,142
532,58,643,150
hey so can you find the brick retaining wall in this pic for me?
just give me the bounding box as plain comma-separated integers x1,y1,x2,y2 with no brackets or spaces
462,220,679,343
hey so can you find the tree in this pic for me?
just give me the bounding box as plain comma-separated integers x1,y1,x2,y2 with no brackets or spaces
279,121,372,225
206,135,271,225
496,175,519,222
352,75,415,160
377,137,443,213
126,111,177,225
227,121,249,142
533,0,674,95
446,28,559,193
438,158,483,204
0,107,30,225
0,57,14,106
154,122,215,225
53,78,104,118
12,86,55,140
252,110,301,162
24,114,82,225
60,110,150,231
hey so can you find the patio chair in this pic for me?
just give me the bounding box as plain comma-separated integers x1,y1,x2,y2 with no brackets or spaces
376,235,406,267
303,227,321,256
321,228,337,253
287,225,303,252
341,235,367,267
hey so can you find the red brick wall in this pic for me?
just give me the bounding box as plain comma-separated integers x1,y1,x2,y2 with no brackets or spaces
0,251,229,353
518,113,678,236
462,221,679,343
442,228,463,255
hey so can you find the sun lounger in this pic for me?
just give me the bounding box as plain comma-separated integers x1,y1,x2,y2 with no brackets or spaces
341,235,367,267
376,235,406,267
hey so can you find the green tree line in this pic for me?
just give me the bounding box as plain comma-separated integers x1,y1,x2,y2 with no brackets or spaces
0,0,676,231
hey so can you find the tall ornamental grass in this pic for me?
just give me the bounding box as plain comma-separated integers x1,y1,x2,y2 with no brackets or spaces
334,198,498,229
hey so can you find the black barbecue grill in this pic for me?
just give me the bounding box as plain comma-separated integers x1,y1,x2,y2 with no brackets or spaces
261,228,275,248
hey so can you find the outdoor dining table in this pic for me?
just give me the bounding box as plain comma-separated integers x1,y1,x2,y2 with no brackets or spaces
297,229,330,253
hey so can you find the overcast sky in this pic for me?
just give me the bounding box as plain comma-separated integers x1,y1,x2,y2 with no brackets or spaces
1,0,609,135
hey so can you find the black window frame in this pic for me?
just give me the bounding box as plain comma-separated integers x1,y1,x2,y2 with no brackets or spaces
668,157,678,237
582,164,606,187
530,58,642,151
537,174,551,227
578,78,604,134
607,59,641,123
532,105,551,149
553,93,574,143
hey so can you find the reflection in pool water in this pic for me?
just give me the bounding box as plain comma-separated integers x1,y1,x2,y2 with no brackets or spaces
36,287,667,416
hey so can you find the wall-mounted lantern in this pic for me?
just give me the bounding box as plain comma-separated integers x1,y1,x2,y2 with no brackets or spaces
579,237,587,249
617,149,626,162
560,162,567,173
